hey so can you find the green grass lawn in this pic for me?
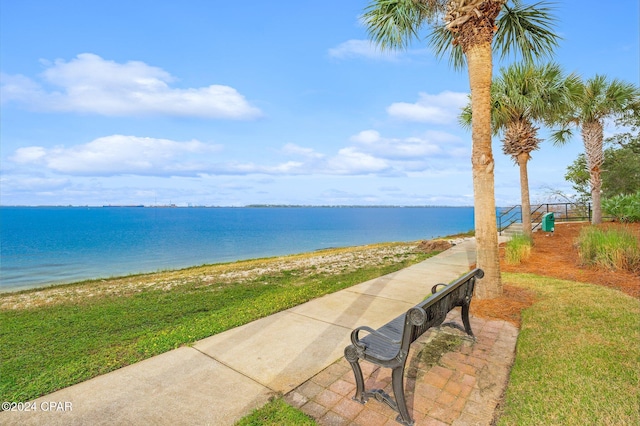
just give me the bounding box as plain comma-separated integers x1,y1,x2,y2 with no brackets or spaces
497,272,640,425
0,243,432,403
235,397,315,426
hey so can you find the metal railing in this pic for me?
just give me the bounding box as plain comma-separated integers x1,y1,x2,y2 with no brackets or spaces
498,202,594,234
497,205,523,233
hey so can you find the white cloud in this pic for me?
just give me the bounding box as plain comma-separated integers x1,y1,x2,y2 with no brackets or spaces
274,129,465,176
387,91,468,124
281,143,325,159
10,146,47,163
350,130,381,144
328,39,398,60
349,129,465,160
11,135,223,176
0,73,43,103
251,130,467,177
269,161,307,173
8,128,467,180
205,143,393,177
203,160,310,176
0,175,71,192
326,147,391,175
1,53,262,119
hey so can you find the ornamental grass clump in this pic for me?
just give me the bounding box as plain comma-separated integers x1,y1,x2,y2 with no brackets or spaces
578,226,640,273
504,234,533,265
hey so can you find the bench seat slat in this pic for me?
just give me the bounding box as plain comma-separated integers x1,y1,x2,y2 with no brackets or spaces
360,314,404,360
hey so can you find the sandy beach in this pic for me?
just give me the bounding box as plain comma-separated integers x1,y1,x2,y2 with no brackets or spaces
1,238,471,311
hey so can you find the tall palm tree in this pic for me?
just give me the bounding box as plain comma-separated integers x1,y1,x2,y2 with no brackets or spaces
461,63,579,239
552,75,640,224
363,0,559,299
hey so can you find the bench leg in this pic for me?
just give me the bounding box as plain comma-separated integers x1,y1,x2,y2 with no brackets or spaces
344,345,366,403
461,301,474,337
392,366,413,426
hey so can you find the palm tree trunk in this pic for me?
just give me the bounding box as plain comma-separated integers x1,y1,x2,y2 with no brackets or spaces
466,41,502,299
591,174,602,224
517,153,533,239
582,121,604,224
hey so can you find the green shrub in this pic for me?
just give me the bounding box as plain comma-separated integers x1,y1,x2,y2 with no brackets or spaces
577,226,640,273
603,192,640,222
505,234,533,265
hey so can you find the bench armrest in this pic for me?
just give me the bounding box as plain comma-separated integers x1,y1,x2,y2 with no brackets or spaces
350,326,401,350
431,283,447,294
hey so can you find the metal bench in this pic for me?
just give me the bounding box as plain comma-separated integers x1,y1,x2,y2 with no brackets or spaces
343,268,483,426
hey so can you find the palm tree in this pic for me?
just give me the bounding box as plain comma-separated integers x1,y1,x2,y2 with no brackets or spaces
363,0,559,299
461,63,579,239
552,75,640,224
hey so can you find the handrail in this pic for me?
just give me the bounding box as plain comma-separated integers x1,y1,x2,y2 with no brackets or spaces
497,205,522,232
530,204,547,232
498,202,599,234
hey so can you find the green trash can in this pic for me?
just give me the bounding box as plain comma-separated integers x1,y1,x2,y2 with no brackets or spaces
541,212,555,232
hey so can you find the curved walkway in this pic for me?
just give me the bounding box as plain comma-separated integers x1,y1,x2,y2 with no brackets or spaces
1,238,518,426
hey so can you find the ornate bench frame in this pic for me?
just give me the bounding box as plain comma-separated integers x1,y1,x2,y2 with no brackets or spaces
344,268,483,426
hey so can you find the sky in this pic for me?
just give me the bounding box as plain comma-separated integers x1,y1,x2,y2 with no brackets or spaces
1,1,638,207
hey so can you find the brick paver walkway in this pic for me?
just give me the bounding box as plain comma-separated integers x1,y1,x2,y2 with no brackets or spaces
285,310,518,426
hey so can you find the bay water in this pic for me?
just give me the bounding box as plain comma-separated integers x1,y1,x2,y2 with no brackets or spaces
0,206,475,292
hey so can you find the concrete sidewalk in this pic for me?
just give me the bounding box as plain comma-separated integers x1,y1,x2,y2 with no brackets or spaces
2,238,518,426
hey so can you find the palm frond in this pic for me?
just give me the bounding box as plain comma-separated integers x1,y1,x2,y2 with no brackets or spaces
575,75,640,122
604,78,640,113
541,70,582,126
427,24,466,69
550,127,574,146
362,0,435,51
494,0,560,63
461,61,586,146
458,95,473,129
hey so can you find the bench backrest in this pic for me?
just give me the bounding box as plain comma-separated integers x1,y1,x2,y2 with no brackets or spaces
400,268,483,351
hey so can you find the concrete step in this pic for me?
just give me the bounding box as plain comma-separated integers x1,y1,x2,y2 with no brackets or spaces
501,222,541,237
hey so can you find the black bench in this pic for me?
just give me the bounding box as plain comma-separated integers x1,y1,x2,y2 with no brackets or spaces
343,268,483,426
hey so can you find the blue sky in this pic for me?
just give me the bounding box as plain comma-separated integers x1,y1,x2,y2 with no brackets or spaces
1,1,638,207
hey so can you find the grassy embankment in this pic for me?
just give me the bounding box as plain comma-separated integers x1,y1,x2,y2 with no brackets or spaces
0,241,438,403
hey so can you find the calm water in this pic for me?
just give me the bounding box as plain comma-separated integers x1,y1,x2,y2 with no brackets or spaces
0,206,475,292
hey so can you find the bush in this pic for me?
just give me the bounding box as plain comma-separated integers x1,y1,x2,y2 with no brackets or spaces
603,192,640,222
577,226,640,273
505,234,533,265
